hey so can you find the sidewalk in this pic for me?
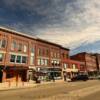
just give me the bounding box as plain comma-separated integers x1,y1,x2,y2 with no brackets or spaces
0,80,64,91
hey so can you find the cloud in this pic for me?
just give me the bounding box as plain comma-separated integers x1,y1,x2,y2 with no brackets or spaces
0,0,100,54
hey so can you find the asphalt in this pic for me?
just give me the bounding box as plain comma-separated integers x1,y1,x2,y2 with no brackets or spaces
0,80,99,100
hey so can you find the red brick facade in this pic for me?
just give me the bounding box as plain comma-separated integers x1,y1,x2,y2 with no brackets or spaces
0,27,70,82
71,52,98,76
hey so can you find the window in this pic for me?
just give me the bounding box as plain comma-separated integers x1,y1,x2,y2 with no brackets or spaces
46,49,49,56
16,55,21,63
10,55,16,63
1,39,6,48
0,39,6,48
0,53,4,62
37,58,41,65
54,53,56,58
72,64,76,69
51,52,53,57
30,56,34,65
22,56,27,63
38,48,41,56
31,47,34,53
6,71,15,78
66,54,69,58
63,63,68,69
57,53,60,58
23,45,27,52
42,49,45,56
44,59,48,66
11,41,16,50
18,43,22,52
41,59,44,65
62,53,65,58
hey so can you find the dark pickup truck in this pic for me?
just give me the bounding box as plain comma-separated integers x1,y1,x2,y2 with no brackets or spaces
71,74,89,81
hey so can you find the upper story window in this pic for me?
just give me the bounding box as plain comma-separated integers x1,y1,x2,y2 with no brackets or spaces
23,45,27,53
18,43,22,52
38,48,41,56
66,54,69,58
0,39,6,48
44,59,48,66
62,53,65,58
46,49,49,56
51,52,53,57
31,47,34,53
0,53,4,62
11,40,16,50
63,63,68,70
72,64,76,69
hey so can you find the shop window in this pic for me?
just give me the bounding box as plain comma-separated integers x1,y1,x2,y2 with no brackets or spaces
10,55,16,63
16,55,21,63
6,71,14,79
22,56,27,63
0,53,4,62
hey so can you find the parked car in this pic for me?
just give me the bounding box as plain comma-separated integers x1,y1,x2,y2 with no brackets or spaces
71,74,89,81
97,75,100,80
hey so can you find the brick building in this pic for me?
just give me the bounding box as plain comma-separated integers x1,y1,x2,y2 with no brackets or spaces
62,58,85,79
0,27,70,82
71,52,98,76
94,53,100,72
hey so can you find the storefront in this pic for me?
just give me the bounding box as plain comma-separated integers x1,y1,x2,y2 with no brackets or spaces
2,66,28,82
36,67,62,81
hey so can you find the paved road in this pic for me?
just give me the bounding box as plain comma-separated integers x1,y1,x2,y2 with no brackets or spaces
0,80,100,100
80,90,100,100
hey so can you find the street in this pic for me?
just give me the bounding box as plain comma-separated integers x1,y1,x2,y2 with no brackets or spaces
0,80,100,100
80,90,100,100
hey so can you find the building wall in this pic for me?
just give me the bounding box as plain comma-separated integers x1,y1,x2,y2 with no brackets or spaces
94,54,100,71
71,52,97,73
0,28,70,82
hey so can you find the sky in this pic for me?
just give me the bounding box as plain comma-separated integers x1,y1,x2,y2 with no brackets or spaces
0,0,100,55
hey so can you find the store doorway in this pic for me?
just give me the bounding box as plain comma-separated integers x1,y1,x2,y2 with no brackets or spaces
0,70,3,82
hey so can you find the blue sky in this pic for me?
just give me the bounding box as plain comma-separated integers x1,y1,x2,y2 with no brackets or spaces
0,0,100,55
